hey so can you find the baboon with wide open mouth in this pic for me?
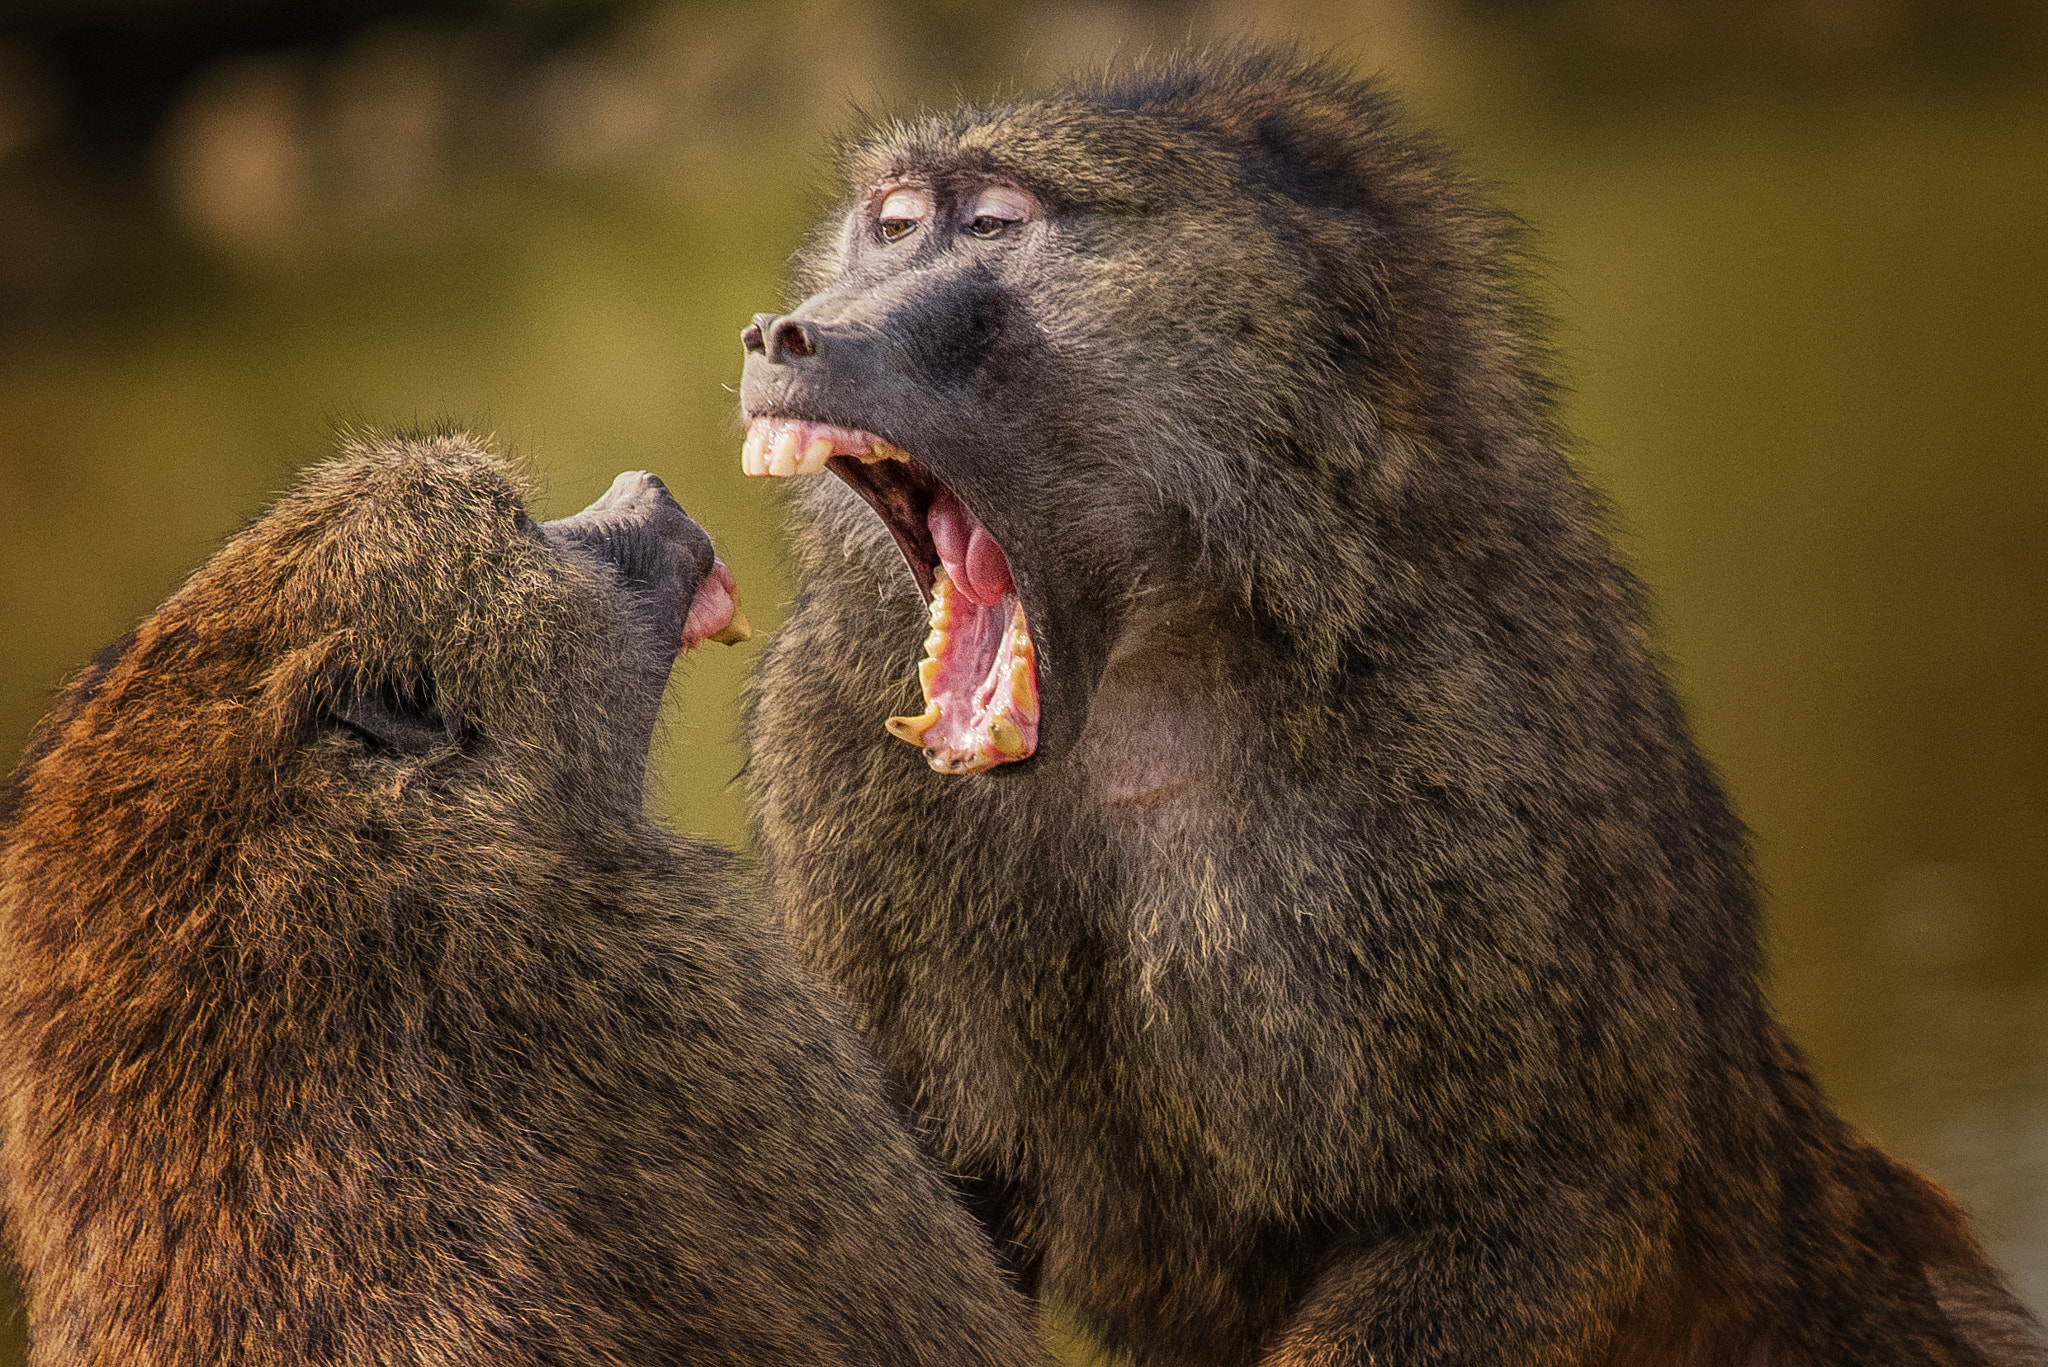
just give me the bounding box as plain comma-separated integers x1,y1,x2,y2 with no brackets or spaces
740,46,2046,1367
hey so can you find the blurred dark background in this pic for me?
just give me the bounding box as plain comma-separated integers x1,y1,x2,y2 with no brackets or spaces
0,0,2043,1358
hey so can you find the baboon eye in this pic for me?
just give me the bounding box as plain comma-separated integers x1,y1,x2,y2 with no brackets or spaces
963,185,1036,238
876,186,932,244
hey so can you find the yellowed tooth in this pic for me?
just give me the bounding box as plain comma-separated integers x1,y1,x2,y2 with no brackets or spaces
741,427,768,475
862,440,909,464
799,436,834,474
885,707,940,746
917,656,941,692
767,428,801,477
987,717,1028,758
708,610,752,646
1009,659,1038,721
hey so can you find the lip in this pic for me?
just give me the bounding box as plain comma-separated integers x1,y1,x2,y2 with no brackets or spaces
681,559,750,651
743,412,944,599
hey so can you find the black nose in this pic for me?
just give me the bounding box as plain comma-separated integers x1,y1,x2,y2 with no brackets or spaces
742,313,819,363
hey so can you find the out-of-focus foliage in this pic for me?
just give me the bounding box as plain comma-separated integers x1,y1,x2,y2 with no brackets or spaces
0,2,2042,1362
1471,0,2048,103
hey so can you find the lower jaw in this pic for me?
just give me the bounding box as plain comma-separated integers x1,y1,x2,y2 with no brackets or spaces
883,566,1039,774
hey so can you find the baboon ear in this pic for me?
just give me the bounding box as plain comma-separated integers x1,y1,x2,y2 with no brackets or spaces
332,677,460,758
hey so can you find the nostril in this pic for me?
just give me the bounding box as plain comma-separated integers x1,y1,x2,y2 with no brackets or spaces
741,320,766,353
767,317,819,362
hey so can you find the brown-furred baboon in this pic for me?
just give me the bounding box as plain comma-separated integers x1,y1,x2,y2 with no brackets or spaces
736,47,2048,1367
0,431,1052,1367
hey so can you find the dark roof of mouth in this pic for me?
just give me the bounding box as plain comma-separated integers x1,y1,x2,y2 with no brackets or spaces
826,454,943,599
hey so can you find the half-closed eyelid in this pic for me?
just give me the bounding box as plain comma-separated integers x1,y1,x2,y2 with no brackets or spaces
876,187,934,223
874,185,934,244
964,185,1037,224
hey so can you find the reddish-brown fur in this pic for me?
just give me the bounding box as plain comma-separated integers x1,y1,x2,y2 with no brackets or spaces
0,431,1050,1367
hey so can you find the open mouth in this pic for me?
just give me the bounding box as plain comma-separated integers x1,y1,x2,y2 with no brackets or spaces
743,416,1039,773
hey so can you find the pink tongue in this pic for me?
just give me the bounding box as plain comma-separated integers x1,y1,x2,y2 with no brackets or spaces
928,489,1013,607
930,490,969,570
965,525,1013,603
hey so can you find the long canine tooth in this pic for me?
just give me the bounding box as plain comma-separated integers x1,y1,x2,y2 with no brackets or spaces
886,707,940,746
741,426,768,476
708,610,752,646
799,436,834,474
1009,659,1038,722
767,429,802,477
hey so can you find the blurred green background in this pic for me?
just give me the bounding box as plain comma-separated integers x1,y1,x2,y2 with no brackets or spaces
0,0,2043,1358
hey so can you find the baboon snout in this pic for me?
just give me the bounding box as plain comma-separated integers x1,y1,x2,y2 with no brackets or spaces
543,472,747,652
544,470,710,593
743,314,820,363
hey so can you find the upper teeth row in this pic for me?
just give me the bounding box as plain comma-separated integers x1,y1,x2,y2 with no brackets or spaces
741,421,907,477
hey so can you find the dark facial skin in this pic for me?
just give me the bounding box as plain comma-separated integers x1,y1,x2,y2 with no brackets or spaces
540,468,716,785
546,469,715,654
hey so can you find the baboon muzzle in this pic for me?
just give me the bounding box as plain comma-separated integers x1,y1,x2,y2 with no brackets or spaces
738,266,1105,773
543,471,749,652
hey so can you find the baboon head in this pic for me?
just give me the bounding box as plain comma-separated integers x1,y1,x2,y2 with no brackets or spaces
10,432,746,846
738,50,1536,775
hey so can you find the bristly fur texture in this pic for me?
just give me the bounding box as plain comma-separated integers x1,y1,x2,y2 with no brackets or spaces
0,431,1050,1367
740,46,2048,1367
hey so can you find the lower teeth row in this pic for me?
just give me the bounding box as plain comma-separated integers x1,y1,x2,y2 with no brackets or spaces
884,567,1037,772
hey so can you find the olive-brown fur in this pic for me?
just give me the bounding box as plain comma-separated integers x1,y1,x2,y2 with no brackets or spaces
740,48,2046,1367
0,431,1050,1367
